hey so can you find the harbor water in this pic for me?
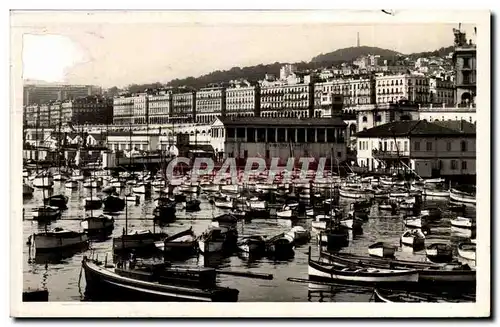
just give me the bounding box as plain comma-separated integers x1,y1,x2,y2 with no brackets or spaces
22,181,476,302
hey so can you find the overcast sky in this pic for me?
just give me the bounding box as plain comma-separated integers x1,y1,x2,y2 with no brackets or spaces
20,20,476,88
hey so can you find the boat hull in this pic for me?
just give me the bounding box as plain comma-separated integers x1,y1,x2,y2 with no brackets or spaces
33,233,88,252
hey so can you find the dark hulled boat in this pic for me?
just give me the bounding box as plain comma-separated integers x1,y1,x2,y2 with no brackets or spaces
102,194,126,213
184,199,201,212
153,202,177,223
43,194,68,210
82,257,239,302
156,227,198,256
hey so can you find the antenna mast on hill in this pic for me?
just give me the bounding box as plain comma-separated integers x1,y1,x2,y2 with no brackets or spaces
357,32,360,47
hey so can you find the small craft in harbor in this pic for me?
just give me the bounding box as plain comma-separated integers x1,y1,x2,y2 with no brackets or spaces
425,243,453,263
368,242,397,258
457,242,476,261
400,229,426,249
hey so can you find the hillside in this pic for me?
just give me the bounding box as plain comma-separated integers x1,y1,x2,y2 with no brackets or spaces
154,45,452,90
310,46,400,64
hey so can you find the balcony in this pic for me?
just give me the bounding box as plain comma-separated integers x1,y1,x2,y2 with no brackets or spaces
372,149,409,159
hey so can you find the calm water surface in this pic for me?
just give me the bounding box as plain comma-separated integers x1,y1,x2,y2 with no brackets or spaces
22,181,476,302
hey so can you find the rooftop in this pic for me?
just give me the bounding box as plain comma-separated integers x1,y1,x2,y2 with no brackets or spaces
355,120,476,138
216,116,346,127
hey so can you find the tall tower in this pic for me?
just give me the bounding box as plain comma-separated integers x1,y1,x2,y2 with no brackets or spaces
357,32,360,47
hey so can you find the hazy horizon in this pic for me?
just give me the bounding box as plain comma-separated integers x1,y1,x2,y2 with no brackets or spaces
17,15,476,89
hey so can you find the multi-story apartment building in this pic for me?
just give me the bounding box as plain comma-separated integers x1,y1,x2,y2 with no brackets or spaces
225,83,260,118
171,90,196,124
147,91,172,125
375,74,430,104
113,94,138,125
38,104,51,128
429,77,454,105
70,96,114,126
195,86,226,124
260,83,314,119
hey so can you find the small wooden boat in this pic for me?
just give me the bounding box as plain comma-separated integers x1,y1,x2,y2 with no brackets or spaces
82,257,239,302
157,227,198,255
400,229,425,248
213,197,235,209
109,178,125,188
449,189,476,205
285,226,310,245
198,226,238,254
201,183,220,193
312,215,331,230
237,235,266,255
32,173,54,188
52,173,68,181
450,216,474,229
64,179,79,189
153,202,177,223
425,243,453,263
28,227,88,252
210,214,238,229
423,188,450,198
378,202,395,211
113,230,167,252
84,196,102,210
178,184,199,194
321,251,476,284
43,194,68,210
265,233,294,257
338,187,365,199
404,216,423,229
31,206,61,221
457,242,476,261
23,183,34,197
306,208,315,217
184,199,201,212
373,288,474,303
102,194,126,212
368,242,397,258
81,215,115,235
308,255,419,284
339,216,362,230
246,197,267,210
317,227,349,248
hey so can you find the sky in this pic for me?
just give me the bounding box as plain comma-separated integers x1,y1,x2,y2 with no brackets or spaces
20,21,477,88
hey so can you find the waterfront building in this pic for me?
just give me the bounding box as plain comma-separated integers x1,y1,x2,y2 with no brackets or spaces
147,91,172,125
113,93,147,126
195,86,226,124
171,90,196,124
355,120,476,178
210,117,347,163
375,74,430,104
106,132,159,152
260,83,314,119
356,102,420,133
225,82,260,118
418,105,476,125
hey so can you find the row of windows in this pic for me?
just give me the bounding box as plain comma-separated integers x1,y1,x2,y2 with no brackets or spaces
261,88,308,95
226,127,344,143
414,140,468,152
226,91,255,97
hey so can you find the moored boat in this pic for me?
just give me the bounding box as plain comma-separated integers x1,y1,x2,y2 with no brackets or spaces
31,206,61,221
400,229,426,248
449,188,476,205
308,253,419,284
425,243,453,263
157,227,198,256
81,215,115,235
285,226,310,245
265,233,294,257
373,288,474,303
236,235,266,255
368,242,397,258
23,183,34,197
113,230,167,253
29,227,88,252
64,179,79,189
43,194,68,210
450,216,474,229
82,256,239,302
457,242,476,261
84,196,102,210
198,226,238,254
102,194,126,212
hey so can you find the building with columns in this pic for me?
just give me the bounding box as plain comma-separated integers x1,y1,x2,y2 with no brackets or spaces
210,117,347,163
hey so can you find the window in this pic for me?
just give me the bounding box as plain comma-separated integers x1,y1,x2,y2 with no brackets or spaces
287,128,296,142
327,129,335,142
277,128,286,142
446,142,452,151
461,161,467,170
414,141,420,151
426,142,433,151
317,128,325,142
362,116,368,122
461,140,468,152
267,128,275,143
451,160,458,170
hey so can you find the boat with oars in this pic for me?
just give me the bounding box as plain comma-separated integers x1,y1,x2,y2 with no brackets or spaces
320,250,476,284
373,288,475,303
308,248,419,284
